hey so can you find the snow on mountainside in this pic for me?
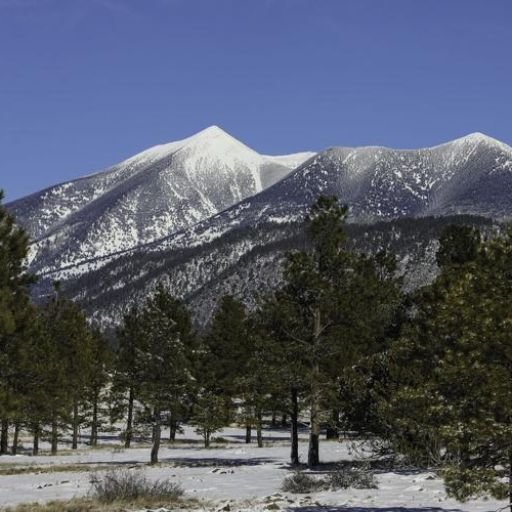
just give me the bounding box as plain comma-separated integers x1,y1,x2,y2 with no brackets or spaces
147,132,512,253
7,126,315,273
8,130,512,328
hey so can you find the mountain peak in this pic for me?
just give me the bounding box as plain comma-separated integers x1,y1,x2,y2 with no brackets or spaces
194,125,227,137
175,125,260,166
453,132,511,151
120,125,237,167
182,124,240,147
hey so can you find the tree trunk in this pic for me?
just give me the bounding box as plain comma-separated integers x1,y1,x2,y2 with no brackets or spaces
281,414,287,426
0,419,8,455
290,387,299,465
32,423,40,456
150,408,161,464
308,407,320,467
90,392,98,447
11,422,19,455
307,308,321,468
271,410,277,427
245,423,252,443
205,430,210,448
326,409,339,440
72,400,79,449
51,419,58,455
256,408,263,448
169,414,177,442
509,447,512,512
125,387,134,448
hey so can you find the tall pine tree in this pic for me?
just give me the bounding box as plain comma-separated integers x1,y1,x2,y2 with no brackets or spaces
0,190,34,454
137,284,195,464
268,196,401,466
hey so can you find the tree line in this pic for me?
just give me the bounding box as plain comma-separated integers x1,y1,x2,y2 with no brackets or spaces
1,189,512,504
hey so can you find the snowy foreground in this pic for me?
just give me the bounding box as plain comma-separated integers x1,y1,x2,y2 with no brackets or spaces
0,426,504,511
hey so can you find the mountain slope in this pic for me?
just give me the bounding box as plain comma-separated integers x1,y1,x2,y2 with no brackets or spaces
10,130,512,328
148,132,512,254
58,214,497,329
7,126,314,274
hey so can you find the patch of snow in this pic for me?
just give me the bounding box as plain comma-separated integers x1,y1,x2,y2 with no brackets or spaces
0,425,505,511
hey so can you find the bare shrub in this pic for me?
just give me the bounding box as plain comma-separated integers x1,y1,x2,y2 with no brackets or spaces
281,471,324,493
328,466,378,490
282,466,378,494
89,469,183,504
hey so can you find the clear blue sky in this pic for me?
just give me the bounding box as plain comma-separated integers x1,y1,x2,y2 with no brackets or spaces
1,0,511,201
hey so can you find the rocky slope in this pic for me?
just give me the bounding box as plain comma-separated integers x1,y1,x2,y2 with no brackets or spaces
7,125,314,275
149,132,512,255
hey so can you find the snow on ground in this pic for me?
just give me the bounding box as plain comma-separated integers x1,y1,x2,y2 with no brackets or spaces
0,425,505,511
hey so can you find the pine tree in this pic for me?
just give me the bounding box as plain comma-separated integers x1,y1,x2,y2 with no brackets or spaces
137,284,195,464
203,295,251,398
267,196,401,466
200,296,252,438
190,390,227,448
0,190,34,454
35,285,93,454
237,314,285,448
22,304,57,455
0,298,35,454
436,224,481,269
385,224,512,504
256,294,306,465
113,306,145,448
84,328,112,447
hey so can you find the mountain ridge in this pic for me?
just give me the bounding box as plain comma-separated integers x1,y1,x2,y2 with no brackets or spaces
131,130,512,257
7,126,315,272
7,128,512,327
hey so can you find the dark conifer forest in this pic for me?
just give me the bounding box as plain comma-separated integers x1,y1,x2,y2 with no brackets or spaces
2,188,512,504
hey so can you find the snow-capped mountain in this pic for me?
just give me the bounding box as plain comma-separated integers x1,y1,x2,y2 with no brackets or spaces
136,132,512,254
7,126,314,274
8,130,512,327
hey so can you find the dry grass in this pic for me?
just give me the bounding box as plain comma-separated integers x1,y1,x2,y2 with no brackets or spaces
2,495,200,512
0,463,124,477
1,469,196,511
90,469,184,504
3,498,100,512
281,466,378,493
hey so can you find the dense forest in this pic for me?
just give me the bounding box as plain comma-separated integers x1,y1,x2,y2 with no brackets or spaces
1,190,512,503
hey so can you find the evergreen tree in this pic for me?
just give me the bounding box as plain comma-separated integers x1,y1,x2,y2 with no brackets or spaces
0,298,35,454
257,294,306,465
190,390,227,448
200,296,252,438
137,284,195,464
268,196,401,466
84,328,112,447
385,225,512,504
22,304,57,455
0,190,34,454
36,285,93,454
203,296,251,397
436,224,481,269
112,307,145,448
237,314,284,448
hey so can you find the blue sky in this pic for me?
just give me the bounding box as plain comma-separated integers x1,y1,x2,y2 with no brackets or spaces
1,0,511,201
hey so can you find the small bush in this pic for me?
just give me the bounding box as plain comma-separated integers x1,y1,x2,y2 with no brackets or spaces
281,471,324,493
89,469,184,504
212,436,229,443
282,466,378,494
328,466,378,490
